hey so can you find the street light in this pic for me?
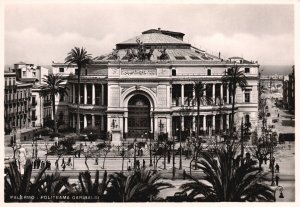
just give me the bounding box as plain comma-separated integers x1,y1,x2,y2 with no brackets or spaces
179,108,183,170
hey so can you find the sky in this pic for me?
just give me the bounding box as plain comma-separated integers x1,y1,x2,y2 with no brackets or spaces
5,4,294,67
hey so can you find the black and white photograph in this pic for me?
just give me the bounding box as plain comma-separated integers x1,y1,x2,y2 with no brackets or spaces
2,1,296,203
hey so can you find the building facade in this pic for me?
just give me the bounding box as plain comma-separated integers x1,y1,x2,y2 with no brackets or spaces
56,29,259,143
4,72,33,142
282,66,295,113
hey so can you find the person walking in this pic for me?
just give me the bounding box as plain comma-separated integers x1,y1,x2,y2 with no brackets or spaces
275,174,280,186
61,157,65,167
37,157,41,169
275,163,280,173
55,160,59,170
62,162,66,171
127,159,132,171
33,159,37,169
68,157,72,166
143,159,146,168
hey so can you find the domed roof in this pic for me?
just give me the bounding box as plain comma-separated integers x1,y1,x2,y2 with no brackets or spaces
116,32,190,49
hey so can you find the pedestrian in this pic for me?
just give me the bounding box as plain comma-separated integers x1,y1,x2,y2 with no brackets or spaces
33,159,37,169
167,151,171,164
136,160,140,169
68,157,72,166
275,163,280,173
275,174,280,186
41,161,45,169
62,163,66,171
37,157,41,169
143,159,145,168
55,160,59,170
85,156,89,171
127,159,131,171
95,156,98,165
278,113,279,118
183,169,186,180
61,157,65,167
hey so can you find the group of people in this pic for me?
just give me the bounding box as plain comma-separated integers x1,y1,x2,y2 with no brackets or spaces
32,157,51,170
54,157,72,171
127,159,146,171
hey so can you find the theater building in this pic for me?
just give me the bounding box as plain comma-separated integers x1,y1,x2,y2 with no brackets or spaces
58,29,259,143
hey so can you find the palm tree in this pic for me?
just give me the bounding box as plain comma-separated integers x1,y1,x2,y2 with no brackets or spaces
193,81,211,138
106,169,173,202
39,74,68,133
72,170,109,202
221,64,248,136
65,47,93,134
180,144,275,201
5,159,70,202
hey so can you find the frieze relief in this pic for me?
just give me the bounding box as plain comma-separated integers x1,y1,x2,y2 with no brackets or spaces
121,68,157,77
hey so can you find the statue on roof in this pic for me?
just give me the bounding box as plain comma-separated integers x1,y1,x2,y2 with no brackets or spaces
158,48,169,60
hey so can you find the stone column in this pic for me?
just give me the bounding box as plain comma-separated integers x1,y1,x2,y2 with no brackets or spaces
101,115,105,130
92,84,95,105
73,84,75,104
227,86,229,103
220,84,223,104
192,116,196,132
101,84,105,105
166,85,170,108
84,83,87,105
192,86,195,106
212,115,215,131
212,84,215,104
124,112,128,133
226,114,229,129
83,114,87,128
220,115,223,131
203,115,206,132
181,84,185,106
73,114,76,128
92,114,95,127
181,115,184,131
166,116,171,137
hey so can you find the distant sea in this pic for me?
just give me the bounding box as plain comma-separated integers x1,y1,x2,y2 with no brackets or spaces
260,65,294,75
4,64,293,76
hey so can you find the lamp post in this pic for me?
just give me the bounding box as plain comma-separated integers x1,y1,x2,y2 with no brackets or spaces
134,138,137,170
172,135,175,180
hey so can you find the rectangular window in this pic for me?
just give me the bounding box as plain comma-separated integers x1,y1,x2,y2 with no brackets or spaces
172,69,176,76
22,71,26,77
245,68,250,73
207,69,211,76
75,69,78,75
59,68,64,73
244,89,251,103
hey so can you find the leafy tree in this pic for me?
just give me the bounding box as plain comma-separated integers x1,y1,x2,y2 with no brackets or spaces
180,144,275,201
65,47,93,134
221,65,248,136
39,74,68,133
106,169,173,202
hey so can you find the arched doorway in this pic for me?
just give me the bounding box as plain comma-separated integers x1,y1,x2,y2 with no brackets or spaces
128,94,151,138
